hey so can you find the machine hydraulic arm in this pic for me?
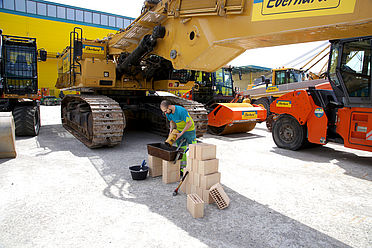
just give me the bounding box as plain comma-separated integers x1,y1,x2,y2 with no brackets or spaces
109,0,372,73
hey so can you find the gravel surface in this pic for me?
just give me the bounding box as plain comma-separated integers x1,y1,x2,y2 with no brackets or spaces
0,105,371,248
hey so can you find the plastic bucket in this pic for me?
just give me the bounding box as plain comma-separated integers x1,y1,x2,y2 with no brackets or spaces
129,165,149,180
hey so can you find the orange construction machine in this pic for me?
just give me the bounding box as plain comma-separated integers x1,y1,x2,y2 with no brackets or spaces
181,68,266,135
270,36,372,152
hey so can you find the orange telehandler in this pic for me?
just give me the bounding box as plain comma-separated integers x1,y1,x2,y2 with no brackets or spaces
55,0,371,152
270,36,372,152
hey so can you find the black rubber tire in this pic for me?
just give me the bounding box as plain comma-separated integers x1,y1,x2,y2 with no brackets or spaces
272,114,306,151
254,97,270,118
12,105,41,136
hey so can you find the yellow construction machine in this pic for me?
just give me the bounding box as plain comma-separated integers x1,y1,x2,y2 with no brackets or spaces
55,0,372,149
0,31,47,157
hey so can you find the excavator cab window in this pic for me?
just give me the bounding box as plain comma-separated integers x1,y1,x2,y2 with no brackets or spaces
275,70,287,85
214,68,233,96
2,41,37,95
340,39,371,99
288,70,302,83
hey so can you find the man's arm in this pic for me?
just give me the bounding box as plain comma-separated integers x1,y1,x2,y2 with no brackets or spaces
169,120,176,134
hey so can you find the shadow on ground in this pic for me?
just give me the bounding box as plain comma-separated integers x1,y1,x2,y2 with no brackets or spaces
204,132,265,142
253,126,271,132
0,158,12,164
270,146,372,182
33,124,351,248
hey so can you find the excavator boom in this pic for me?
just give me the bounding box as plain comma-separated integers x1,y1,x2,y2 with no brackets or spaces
109,0,372,72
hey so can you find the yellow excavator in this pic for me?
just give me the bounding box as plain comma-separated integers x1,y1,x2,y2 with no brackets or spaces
55,0,371,150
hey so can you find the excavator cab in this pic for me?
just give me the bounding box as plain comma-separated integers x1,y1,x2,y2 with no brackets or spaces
213,68,234,97
272,68,305,86
192,68,235,105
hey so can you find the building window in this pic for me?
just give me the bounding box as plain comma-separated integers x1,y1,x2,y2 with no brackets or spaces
116,17,123,28
84,11,92,23
26,0,36,14
66,8,74,20
101,14,108,25
124,18,131,28
0,0,3,8
4,0,15,10
76,9,83,22
57,6,65,19
15,0,25,12
93,13,100,24
109,16,116,27
47,4,56,17
37,2,46,16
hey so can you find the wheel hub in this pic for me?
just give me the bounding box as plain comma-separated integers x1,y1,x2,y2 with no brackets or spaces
279,124,294,142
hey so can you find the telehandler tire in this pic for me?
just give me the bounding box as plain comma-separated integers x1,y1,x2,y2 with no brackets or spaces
254,98,270,118
272,114,306,151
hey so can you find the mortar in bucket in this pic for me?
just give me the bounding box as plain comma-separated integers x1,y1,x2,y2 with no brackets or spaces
129,160,148,180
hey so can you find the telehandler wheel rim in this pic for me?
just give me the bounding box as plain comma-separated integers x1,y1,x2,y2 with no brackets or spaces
279,123,295,142
272,114,306,151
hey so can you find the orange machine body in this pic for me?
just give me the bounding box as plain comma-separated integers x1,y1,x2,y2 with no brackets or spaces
271,90,372,152
336,108,372,152
208,103,266,127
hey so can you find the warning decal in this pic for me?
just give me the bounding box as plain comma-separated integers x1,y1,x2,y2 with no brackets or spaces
367,130,372,141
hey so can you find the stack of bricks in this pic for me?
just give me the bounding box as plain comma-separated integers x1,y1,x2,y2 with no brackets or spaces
148,154,180,184
181,143,221,205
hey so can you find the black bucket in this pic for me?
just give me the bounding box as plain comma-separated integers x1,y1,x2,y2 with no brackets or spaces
129,165,149,180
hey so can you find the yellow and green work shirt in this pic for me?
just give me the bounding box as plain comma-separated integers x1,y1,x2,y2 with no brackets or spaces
166,105,196,146
166,105,195,132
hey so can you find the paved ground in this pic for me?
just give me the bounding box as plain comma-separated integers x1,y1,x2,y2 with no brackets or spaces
0,105,371,248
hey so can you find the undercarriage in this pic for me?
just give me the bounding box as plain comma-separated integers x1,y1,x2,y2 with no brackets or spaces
61,93,208,148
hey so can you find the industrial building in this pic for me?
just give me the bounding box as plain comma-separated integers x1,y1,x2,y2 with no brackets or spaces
0,0,134,96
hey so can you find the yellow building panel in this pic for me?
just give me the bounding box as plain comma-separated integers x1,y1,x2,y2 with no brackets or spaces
0,12,119,97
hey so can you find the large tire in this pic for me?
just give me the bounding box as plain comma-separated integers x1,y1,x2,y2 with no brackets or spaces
272,114,306,151
12,105,41,136
254,97,270,118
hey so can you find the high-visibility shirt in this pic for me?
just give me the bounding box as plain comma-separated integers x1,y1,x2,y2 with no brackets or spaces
166,105,195,132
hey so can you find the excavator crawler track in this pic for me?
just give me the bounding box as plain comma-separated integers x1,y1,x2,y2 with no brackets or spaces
61,95,125,148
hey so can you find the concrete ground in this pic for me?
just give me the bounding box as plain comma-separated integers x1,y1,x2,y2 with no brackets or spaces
0,105,371,248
